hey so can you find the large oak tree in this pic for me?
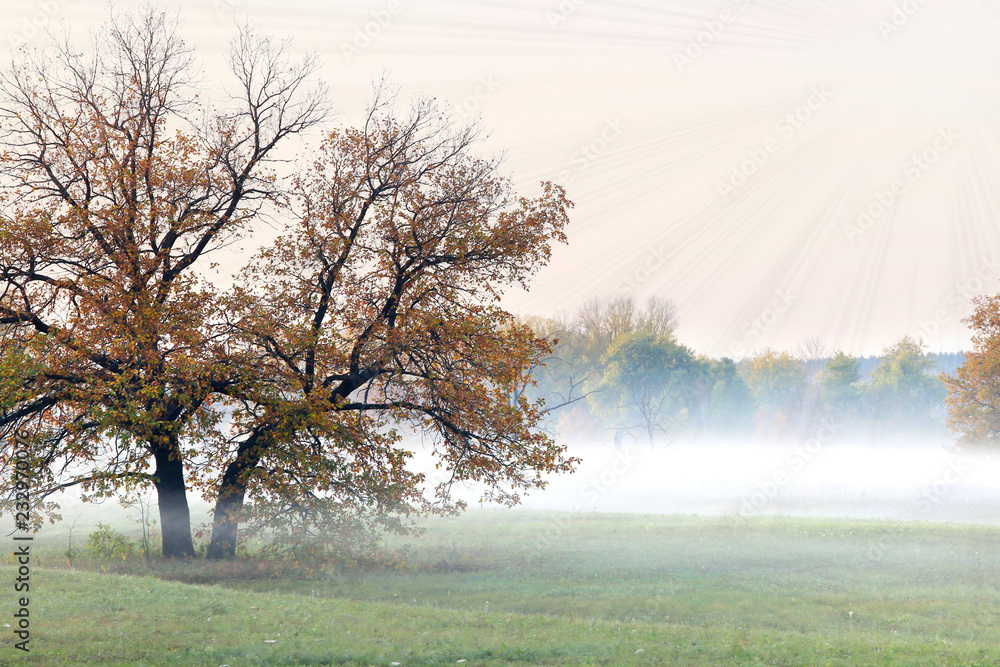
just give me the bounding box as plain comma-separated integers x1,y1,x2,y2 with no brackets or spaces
0,9,575,558
202,93,575,558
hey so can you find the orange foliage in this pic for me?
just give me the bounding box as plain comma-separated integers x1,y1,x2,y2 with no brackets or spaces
0,9,576,558
943,295,1000,442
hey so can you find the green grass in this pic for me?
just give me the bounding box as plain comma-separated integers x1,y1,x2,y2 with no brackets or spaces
3,511,1000,665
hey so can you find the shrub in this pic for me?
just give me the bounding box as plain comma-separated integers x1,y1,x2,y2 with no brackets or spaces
87,523,138,561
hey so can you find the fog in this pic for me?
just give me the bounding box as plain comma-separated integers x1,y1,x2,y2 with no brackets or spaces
25,436,1000,540
415,436,1000,525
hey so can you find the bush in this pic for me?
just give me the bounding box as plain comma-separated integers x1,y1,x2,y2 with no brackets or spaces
87,523,138,561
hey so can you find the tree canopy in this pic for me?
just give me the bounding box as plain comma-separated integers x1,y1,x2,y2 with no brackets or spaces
822,351,861,424
521,303,952,443
744,349,808,436
0,8,575,558
943,296,1000,442
590,331,695,444
865,336,945,432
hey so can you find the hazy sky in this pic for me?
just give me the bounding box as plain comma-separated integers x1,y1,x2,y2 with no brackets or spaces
6,0,999,357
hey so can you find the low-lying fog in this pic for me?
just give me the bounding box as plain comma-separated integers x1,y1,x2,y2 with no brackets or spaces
32,436,1000,533
416,436,1000,524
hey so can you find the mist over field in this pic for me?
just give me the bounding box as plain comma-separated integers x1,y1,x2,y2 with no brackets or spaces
29,433,1000,539
404,433,1000,524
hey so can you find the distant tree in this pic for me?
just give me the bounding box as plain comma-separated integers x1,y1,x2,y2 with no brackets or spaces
515,314,596,414
943,296,1000,442
744,350,808,436
686,355,758,438
865,336,946,432
796,336,828,380
575,295,678,345
591,331,695,444
934,351,967,377
705,357,756,436
638,296,681,338
521,295,680,441
684,355,714,436
822,351,861,425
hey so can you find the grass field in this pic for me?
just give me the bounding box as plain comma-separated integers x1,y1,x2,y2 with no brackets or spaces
2,511,1000,665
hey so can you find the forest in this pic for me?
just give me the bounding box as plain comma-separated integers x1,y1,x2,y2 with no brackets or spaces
522,295,966,445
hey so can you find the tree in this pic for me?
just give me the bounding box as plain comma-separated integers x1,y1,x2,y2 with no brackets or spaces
0,8,327,556
511,314,607,444
796,336,828,381
203,94,575,558
821,351,861,425
521,295,680,436
590,331,695,444
865,335,945,432
943,296,1000,442
701,357,755,436
515,314,596,415
576,294,678,346
0,9,575,560
744,349,807,436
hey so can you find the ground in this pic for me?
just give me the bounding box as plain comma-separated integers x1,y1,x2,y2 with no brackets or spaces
2,511,999,665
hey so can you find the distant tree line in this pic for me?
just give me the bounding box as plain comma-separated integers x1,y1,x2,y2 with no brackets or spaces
523,296,959,444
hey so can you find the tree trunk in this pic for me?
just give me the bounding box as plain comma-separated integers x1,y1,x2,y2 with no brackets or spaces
205,484,245,560
153,446,196,558
206,435,264,559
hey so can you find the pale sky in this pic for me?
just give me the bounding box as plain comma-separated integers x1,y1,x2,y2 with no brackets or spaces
6,0,1000,357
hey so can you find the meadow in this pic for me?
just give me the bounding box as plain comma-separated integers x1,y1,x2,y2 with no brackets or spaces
2,511,999,665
